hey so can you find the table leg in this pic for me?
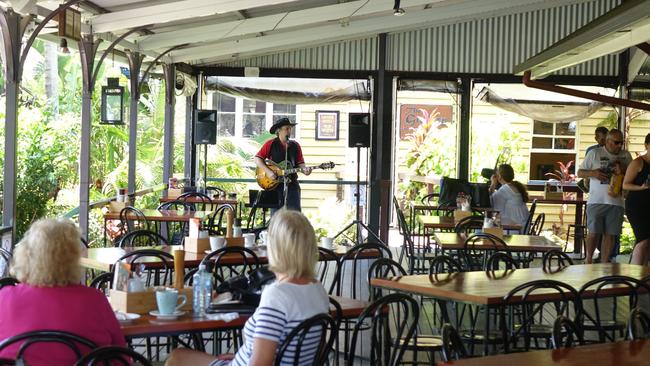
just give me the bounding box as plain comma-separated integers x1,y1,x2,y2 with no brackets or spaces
574,195,585,254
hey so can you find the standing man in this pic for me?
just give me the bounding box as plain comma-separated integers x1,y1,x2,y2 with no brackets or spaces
586,126,609,155
254,117,311,211
578,129,632,264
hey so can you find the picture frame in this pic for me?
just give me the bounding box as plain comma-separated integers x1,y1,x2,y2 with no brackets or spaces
315,110,339,140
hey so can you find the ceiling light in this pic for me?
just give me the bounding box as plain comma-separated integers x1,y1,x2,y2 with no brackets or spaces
393,0,405,16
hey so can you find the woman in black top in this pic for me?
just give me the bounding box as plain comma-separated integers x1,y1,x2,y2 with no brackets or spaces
623,133,650,265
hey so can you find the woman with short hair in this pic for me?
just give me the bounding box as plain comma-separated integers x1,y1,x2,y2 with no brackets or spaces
166,208,329,366
623,133,650,265
0,218,126,365
489,164,530,231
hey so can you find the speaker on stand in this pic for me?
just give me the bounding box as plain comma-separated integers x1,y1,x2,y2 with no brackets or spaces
334,113,385,246
194,110,217,191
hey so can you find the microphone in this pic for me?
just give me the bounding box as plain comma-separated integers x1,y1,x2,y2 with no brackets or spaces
284,134,290,142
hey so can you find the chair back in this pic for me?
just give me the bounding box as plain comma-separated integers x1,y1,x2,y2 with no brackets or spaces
199,246,260,288
119,206,150,234
347,293,419,366
367,258,406,300
440,323,467,362
393,196,428,274
462,233,508,271
332,242,391,298
577,275,650,343
89,272,113,295
542,249,574,272
528,213,545,235
178,191,213,211
428,254,463,275
205,186,225,198
627,306,650,340
117,230,169,248
551,315,583,349
115,249,175,287
0,330,96,364
156,201,194,245
453,215,483,235
435,200,455,217
206,204,236,235
275,313,337,366
502,279,579,352
485,251,519,271
420,193,438,205
0,248,11,277
522,199,537,235
75,345,152,366
0,277,19,290
316,247,339,295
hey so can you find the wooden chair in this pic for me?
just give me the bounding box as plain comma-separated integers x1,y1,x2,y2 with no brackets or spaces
74,345,153,366
440,323,468,362
275,313,337,366
627,306,650,340
551,315,583,349
117,229,169,248
0,330,96,365
528,213,545,235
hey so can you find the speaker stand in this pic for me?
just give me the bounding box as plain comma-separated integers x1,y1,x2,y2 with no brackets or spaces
333,146,385,246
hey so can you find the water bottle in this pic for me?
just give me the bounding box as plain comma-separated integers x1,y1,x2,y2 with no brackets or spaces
192,264,213,317
233,218,242,238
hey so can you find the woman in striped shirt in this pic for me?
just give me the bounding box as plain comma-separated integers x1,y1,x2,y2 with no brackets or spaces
166,209,329,366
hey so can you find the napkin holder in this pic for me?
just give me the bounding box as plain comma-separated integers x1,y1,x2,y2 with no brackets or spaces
167,188,183,199
108,201,127,213
185,236,210,253
226,237,245,247
453,210,472,222
483,227,504,239
109,287,193,314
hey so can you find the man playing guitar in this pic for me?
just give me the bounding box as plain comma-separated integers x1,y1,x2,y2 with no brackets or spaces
254,117,312,211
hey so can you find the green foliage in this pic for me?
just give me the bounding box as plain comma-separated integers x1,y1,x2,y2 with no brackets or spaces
619,221,636,255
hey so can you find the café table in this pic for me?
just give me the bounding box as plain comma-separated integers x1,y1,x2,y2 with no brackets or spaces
81,244,375,273
103,209,214,246
437,339,650,366
432,233,561,253
120,295,370,339
419,215,521,232
371,264,650,353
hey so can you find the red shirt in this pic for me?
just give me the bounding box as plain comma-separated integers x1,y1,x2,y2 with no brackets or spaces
0,284,126,365
256,138,305,167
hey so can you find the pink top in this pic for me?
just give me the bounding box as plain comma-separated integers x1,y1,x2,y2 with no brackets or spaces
0,284,126,365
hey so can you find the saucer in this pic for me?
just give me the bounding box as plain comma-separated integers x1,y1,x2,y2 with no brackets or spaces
115,312,140,324
149,310,185,320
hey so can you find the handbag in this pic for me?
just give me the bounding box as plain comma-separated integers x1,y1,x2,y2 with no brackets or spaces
214,267,276,307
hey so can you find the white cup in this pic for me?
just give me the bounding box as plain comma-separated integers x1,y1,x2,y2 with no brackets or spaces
199,230,209,239
243,233,256,248
210,236,226,251
259,230,268,245
320,237,334,249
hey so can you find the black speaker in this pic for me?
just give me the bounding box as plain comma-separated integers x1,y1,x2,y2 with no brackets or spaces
194,110,217,144
348,112,370,148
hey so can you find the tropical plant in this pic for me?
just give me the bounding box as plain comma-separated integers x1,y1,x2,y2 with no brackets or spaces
544,160,576,235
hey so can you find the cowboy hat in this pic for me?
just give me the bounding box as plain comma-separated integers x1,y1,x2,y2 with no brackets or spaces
269,117,297,134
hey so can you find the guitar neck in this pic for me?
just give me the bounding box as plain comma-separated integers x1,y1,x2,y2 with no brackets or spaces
283,165,320,174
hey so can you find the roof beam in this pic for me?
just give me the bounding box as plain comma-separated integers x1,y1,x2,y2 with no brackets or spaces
88,0,301,33
514,0,650,78
628,46,648,85
168,0,572,64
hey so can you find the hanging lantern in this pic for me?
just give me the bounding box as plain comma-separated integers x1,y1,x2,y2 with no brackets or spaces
100,77,124,125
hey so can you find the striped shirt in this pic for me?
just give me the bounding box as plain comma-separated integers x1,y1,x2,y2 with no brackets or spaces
212,281,329,366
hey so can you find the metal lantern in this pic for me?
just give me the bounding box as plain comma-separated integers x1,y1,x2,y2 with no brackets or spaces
100,77,124,125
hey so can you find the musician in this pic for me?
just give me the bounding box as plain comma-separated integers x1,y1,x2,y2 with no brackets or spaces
254,118,311,211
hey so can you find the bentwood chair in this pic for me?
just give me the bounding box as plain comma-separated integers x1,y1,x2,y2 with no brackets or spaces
118,206,151,235
626,306,650,340
440,324,468,362
528,213,545,235
317,247,339,295
157,201,194,245
178,191,213,211
551,315,584,349
206,204,236,236
197,246,260,289
0,277,19,289
275,313,337,366
347,293,419,366
393,196,430,275
117,229,169,248
75,345,153,366
0,330,97,365
542,249,574,272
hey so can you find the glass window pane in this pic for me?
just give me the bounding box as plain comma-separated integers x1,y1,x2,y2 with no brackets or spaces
217,113,235,136
243,114,266,137
243,99,266,113
273,104,296,114
532,137,553,149
556,122,576,136
554,138,575,150
217,93,236,112
533,121,553,135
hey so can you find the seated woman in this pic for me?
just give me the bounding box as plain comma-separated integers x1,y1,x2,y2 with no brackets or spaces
0,218,126,365
489,164,530,231
166,209,329,366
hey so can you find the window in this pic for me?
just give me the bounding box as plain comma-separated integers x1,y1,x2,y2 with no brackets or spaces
273,103,297,138
242,99,266,138
532,121,576,151
216,93,236,137
530,120,576,180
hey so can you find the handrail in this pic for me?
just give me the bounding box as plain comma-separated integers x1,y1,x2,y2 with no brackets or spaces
63,183,167,218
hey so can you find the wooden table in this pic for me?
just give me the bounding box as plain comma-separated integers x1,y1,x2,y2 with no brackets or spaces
432,233,561,253
82,244,371,272
159,197,237,205
371,263,650,306
438,340,650,366
419,215,521,231
103,209,214,245
120,295,369,338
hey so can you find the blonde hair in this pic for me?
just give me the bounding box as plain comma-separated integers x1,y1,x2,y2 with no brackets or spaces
267,209,318,280
11,218,82,286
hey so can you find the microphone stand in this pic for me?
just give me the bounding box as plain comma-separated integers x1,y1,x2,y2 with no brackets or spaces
282,135,290,209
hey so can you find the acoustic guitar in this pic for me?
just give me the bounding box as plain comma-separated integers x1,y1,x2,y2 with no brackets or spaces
256,160,335,190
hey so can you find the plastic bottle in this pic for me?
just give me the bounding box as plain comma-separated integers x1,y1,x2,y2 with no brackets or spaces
196,176,206,194
192,264,213,317
233,218,242,238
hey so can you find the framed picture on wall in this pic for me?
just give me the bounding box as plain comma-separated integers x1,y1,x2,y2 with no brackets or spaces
315,110,339,140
